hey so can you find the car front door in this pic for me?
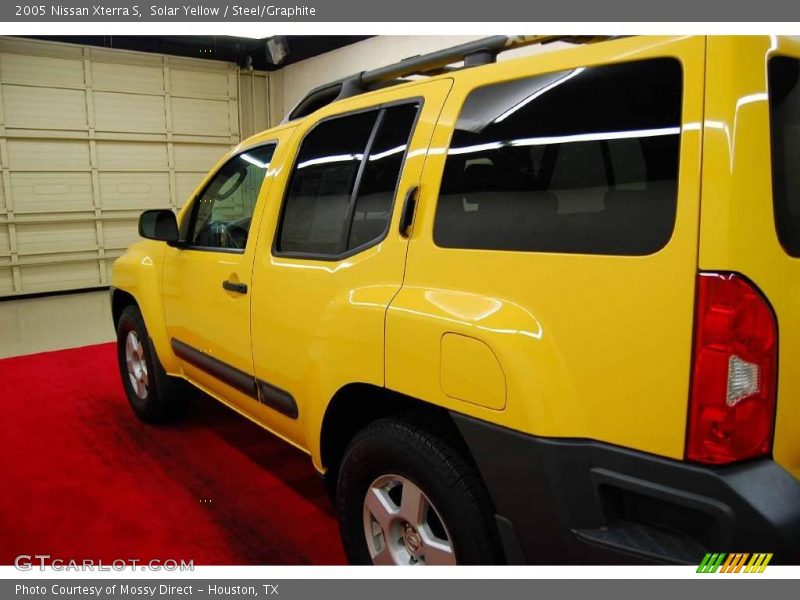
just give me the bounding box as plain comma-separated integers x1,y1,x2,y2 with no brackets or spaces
161,141,278,410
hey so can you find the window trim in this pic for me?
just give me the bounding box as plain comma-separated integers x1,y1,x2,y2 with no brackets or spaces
179,140,279,255
430,57,685,257
271,97,424,262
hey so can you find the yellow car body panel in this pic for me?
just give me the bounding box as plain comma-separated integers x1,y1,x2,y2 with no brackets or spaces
110,239,179,372
700,35,800,480
387,35,705,460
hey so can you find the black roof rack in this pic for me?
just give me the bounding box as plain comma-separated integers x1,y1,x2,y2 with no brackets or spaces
283,35,613,122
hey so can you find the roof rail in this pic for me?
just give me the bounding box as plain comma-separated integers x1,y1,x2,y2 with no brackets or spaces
283,35,614,122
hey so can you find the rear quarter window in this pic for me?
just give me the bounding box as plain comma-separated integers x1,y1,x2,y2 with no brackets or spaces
769,56,800,257
433,58,683,256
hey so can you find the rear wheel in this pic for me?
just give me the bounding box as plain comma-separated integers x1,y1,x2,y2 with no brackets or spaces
336,416,504,565
116,304,184,422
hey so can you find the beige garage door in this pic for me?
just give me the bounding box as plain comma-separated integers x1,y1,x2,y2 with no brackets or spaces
0,37,266,296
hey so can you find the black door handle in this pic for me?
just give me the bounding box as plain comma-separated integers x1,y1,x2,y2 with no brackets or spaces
222,280,248,294
399,186,418,238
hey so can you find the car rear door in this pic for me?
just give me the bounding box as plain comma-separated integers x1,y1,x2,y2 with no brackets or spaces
249,79,453,456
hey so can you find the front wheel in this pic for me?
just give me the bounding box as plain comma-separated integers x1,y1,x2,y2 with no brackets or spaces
336,416,504,565
116,304,184,422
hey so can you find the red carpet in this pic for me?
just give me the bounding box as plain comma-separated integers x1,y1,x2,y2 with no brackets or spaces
0,342,345,565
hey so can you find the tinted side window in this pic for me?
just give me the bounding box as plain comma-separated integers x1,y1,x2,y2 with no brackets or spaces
276,103,419,257
348,104,419,249
769,56,800,257
278,110,378,255
433,59,683,255
188,144,275,251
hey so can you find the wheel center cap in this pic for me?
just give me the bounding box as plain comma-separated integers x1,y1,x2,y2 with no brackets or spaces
402,526,423,558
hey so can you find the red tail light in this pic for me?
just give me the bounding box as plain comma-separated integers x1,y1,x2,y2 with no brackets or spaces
686,272,777,464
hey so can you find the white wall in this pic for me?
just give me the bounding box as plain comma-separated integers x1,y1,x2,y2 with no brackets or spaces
279,35,570,119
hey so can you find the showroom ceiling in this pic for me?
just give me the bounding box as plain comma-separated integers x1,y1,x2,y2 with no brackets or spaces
19,35,372,70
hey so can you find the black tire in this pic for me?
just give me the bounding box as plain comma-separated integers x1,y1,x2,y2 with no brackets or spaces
116,304,184,423
337,416,504,565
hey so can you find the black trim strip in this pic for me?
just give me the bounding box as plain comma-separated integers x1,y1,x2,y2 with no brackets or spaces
257,379,299,420
170,338,298,419
342,108,386,251
171,338,256,397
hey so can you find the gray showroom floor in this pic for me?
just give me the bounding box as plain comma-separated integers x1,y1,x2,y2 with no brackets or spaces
0,291,115,359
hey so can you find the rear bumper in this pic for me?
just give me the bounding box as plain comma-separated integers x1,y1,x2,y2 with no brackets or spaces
452,413,800,565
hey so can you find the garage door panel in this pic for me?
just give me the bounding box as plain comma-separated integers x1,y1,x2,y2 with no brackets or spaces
171,68,230,98
10,172,94,213
96,141,168,170
0,173,5,212
19,261,101,293
173,143,226,171
98,172,170,209
0,267,13,294
252,81,268,133
6,140,91,171
229,102,240,137
3,85,87,130
92,61,164,94
239,75,254,138
0,224,10,255
16,221,97,255
103,259,114,284
175,172,205,206
172,97,230,136
102,219,140,250
93,92,166,133
0,53,85,88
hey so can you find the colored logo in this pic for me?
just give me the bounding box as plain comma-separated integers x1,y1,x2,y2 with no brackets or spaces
697,553,773,573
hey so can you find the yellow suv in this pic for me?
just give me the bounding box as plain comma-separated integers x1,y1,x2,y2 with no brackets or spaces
111,35,800,565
